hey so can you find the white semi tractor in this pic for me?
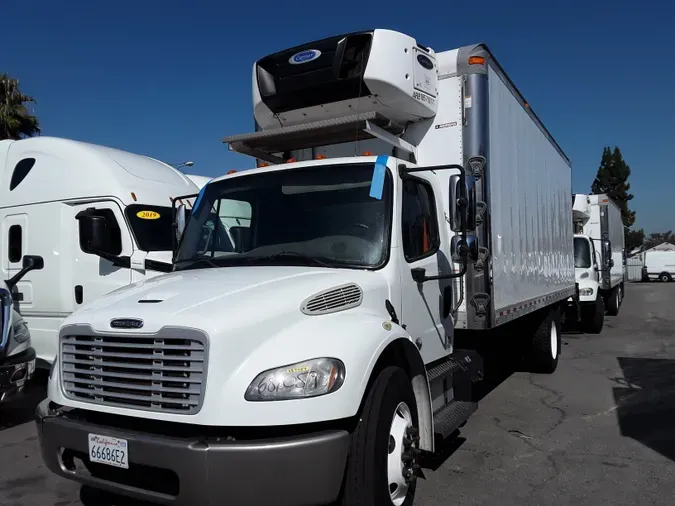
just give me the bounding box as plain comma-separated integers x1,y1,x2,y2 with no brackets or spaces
37,29,575,506
571,193,626,333
0,136,200,367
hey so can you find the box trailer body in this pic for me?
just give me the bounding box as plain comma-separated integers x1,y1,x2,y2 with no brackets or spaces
38,30,575,506
0,137,200,366
643,250,675,282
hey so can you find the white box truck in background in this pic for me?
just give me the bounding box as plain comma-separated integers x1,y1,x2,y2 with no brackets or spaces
0,137,200,367
572,193,625,329
37,29,575,506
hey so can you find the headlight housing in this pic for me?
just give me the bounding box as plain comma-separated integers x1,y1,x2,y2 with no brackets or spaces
245,357,345,402
579,287,594,296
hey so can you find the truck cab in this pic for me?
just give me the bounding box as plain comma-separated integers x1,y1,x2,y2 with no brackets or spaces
0,255,44,405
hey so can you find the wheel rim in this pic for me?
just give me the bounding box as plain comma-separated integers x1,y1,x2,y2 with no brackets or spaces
388,401,415,505
550,321,558,359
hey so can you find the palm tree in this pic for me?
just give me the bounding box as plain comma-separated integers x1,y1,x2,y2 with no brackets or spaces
0,73,40,140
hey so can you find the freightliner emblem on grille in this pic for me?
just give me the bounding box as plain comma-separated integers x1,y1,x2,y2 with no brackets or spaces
110,318,144,329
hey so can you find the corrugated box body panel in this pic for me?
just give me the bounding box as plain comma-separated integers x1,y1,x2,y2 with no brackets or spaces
487,66,575,316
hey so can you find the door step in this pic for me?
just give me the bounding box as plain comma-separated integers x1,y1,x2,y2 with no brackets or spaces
427,349,484,383
433,400,478,440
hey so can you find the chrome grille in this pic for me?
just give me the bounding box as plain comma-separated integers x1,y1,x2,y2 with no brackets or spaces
60,332,207,414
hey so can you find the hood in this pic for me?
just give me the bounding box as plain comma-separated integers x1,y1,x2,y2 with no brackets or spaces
70,266,390,336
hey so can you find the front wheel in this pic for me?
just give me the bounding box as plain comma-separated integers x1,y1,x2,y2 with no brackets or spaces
341,366,420,506
581,296,604,334
606,287,620,316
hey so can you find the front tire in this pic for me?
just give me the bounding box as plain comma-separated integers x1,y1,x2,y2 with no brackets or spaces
606,287,620,316
581,296,604,334
341,366,419,506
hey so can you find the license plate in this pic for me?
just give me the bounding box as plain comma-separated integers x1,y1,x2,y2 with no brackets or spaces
88,434,129,469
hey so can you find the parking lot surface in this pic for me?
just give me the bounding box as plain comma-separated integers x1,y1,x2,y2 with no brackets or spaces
1,283,674,505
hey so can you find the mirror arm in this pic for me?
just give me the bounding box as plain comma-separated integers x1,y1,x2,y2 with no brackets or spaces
91,250,131,268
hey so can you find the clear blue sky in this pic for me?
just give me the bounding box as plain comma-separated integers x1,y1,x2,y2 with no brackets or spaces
3,0,673,233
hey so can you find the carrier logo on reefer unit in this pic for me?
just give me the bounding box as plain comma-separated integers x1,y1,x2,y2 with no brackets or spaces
110,318,144,329
416,54,434,70
289,49,322,65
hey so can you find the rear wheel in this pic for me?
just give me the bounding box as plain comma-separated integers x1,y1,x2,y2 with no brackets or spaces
581,296,604,334
606,287,620,316
527,308,562,374
660,272,672,283
341,366,419,506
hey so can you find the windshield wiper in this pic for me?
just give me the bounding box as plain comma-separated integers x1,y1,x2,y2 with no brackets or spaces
244,251,334,268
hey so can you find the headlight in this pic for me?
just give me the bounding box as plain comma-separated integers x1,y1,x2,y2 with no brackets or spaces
12,320,30,344
579,288,594,296
245,358,345,402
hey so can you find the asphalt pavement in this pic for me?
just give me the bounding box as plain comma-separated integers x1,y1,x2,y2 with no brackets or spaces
1,282,674,505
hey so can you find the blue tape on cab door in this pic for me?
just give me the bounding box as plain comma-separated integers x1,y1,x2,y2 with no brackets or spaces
369,156,388,200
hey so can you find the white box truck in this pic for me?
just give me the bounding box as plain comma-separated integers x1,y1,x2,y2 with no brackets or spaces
37,29,575,506
571,193,625,331
0,136,200,367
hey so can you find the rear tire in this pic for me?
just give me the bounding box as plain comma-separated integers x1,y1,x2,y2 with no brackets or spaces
341,366,419,506
660,272,672,283
606,287,620,316
527,308,562,374
581,296,604,334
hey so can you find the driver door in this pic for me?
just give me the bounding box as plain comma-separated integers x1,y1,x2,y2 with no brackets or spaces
398,175,453,364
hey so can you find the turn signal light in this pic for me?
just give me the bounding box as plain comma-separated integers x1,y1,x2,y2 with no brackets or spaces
315,154,326,159
362,151,373,156
468,56,485,65
227,169,237,174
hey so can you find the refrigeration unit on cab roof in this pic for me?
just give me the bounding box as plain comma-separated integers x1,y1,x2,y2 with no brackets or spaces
253,29,438,131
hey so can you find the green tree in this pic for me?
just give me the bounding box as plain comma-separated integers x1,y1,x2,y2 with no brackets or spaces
625,228,645,252
591,146,636,246
591,146,635,226
0,73,40,140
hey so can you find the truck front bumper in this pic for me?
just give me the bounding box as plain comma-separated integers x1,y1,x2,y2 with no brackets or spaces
0,347,36,404
36,399,350,506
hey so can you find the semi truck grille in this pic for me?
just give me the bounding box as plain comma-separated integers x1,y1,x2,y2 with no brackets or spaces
60,333,207,415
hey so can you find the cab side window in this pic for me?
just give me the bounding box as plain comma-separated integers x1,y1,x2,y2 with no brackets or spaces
8,225,22,263
401,178,440,261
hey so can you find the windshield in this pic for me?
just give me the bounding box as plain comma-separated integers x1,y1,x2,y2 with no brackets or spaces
174,162,393,270
574,237,592,269
125,204,175,252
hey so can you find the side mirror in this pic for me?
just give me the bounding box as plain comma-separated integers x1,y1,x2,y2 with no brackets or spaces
6,255,44,290
77,212,111,254
449,174,477,233
451,234,478,263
